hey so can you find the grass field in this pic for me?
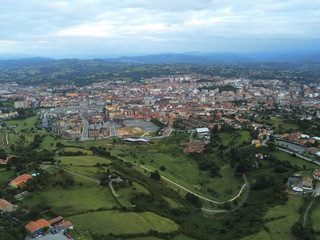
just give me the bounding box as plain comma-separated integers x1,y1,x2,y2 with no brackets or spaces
116,182,150,208
63,147,93,155
258,117,299,132
4,115,39,131
235,131,251,147
59,155,112,166
242,195,303,240
0,169,14,183
140,155,243,202
69,210,179,235
311,200,320,232
41,186,119,215
273,151,318,169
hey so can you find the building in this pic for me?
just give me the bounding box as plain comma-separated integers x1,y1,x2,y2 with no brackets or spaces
9,174,32,188
25,219,50,237
0,199,17,212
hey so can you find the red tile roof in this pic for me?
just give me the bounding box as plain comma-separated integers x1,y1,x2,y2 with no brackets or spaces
25,219,50,233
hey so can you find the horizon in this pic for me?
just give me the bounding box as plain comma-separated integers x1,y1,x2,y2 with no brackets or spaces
1,0,320,58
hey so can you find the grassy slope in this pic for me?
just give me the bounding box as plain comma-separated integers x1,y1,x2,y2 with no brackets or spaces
69,210,179,235
0,169,14,182
311,200,320,232
273,150,319,169
59,155,112,166
242,195,303,240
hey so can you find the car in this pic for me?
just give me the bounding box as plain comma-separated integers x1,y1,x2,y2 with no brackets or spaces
66,235,72,239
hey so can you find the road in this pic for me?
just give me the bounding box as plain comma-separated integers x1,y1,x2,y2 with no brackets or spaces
108,120,116,137
81,117,89,141
262,135,269,146
201,174,250,214
276,147,320,166
276,140,305,153
63,168,101,184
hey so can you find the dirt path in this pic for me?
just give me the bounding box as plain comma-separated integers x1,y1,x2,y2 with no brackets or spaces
138,164,248,205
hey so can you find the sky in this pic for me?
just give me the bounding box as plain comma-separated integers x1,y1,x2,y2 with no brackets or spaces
0,0,320,58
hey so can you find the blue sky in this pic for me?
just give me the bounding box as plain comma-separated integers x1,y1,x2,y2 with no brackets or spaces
1,0,320,57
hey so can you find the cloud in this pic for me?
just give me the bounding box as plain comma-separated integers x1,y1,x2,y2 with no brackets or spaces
0,0,319,56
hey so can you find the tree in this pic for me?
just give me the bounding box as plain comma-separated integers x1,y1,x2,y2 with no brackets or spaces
150,170,161,181
185,192,202,208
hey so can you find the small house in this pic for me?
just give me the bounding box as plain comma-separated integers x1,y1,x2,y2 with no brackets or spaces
313,169,320,180
25,219,50,237
0,199,18,213
9,174,32,188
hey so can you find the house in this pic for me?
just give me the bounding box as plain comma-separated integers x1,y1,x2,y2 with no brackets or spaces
302,177,313,190
186,141,206,153
313,169,320,180
48,216,64,226
25,219,50,237
251,139,261,147
196,127,210,138
0,199,17,212
9,174,32,188
287,176,300,186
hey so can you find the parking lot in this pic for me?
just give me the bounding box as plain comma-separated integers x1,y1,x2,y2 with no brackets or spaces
25,232,73,240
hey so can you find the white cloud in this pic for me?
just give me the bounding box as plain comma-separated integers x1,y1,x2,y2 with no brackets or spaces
0,0,319,56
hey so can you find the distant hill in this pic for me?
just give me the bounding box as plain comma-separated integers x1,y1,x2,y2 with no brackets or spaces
102,53,251,64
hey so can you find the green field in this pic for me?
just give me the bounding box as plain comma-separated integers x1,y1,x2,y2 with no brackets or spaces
115,182,150,208
39,186,118,215
69,210,179,235
0,169,14,183
311,199,320,232
258,117,299,132
63,147,93,155
138,154,243,202
59,155,112,166
273,151,319,169
242,195,303,240
4,115,39,131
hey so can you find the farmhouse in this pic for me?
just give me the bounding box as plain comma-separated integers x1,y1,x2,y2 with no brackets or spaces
9,174,32,188
313,169,320,180
25,219,50,237
186,141,206,153
0,199,18,213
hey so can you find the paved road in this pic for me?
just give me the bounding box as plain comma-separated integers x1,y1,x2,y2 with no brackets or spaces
108,120,116,137
262,135,269,146
277,147,320,166
276,140,305,153
81,118,89,141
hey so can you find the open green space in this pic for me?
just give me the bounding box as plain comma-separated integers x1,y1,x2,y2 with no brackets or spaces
59,155,112,166
258,117,299,132
311,199,320,232
4,115,39,131
35,186,118,215
272,150,318,169
242,195,303,240
63,147,93,155
0,169,14,183
69,210,179,236
62,165,107,179
133,154,243,202
115,182,150,208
